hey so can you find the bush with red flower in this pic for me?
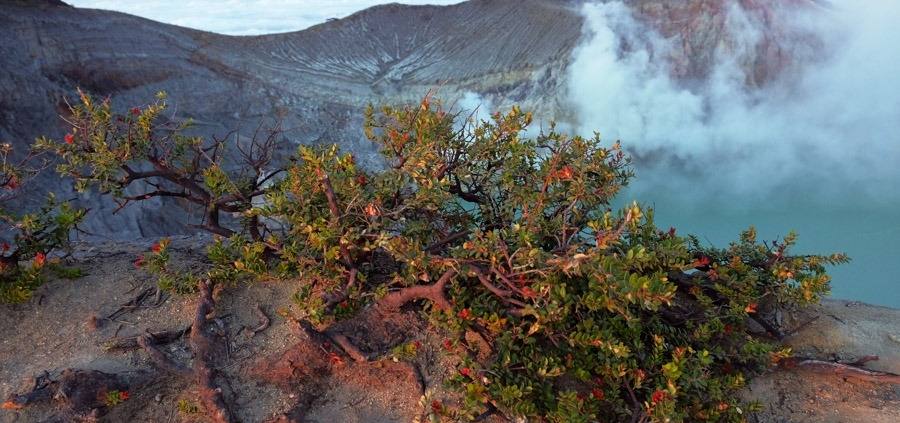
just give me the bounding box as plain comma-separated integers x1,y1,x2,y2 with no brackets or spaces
1,143,85,303
104,389,130,407
39,93,848,422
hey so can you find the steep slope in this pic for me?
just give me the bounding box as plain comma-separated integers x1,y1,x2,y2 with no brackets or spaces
226,0,582,98
0,0,823,238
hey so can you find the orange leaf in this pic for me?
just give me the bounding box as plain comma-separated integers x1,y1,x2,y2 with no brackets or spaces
364,202,380,218
555,166,574,181
1,401,23,410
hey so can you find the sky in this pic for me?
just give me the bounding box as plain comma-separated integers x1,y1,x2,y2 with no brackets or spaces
67,0,463,35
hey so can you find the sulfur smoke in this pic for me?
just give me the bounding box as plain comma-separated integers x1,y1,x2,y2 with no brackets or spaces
567,0,900,209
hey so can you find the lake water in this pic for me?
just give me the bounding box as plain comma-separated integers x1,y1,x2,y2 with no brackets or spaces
625,191,900,308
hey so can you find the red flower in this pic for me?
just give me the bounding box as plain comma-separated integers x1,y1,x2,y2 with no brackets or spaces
355,175,368,186
692,256,711,269
34,252,46,268
119,391,130,401
64,133,75,144
521,286,537,298
133,256,145,268
413,340,422,349
442,339,453,351
431,400,443,413
723,324,733,335
591,388,605,401
745,303,758,314
667,227,677,237
130,107,141,116
457,308,471,320
459,367,472,378
651,390,668,404
150,242,162,253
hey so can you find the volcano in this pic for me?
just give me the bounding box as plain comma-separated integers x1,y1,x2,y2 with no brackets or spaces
0,0,824,237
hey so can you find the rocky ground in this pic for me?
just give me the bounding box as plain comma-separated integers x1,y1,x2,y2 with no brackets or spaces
743,300,900,423
0,237,466,423
0,237,898,422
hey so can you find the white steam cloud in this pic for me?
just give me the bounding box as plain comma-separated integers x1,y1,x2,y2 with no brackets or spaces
567,0,900,208
456,91,495,124
67,0,463,35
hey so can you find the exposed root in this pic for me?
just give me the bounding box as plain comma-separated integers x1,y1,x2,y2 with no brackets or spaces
132,279,235,423
378,269,456,311
190,279,235,423
97,286,167,329
244,304,270,337
780,355,900,384
323,268,358,312
750,314,785,340
474,403,510,422
329,333,369,362
104,326,189,351
293,319,338,347
3,369,135,419
291,318,367,364
2,371,54,410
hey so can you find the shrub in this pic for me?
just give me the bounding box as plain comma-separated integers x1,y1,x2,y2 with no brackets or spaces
137,237,201,294
0,143,84,303
45,93,847,422
104,389,130,407
36,89,279,239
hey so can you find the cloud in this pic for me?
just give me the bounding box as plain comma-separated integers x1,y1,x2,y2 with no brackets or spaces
66,0,463,35
566,0,900,208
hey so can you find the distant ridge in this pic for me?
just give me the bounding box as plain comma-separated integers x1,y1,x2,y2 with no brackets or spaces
0,0,70,7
